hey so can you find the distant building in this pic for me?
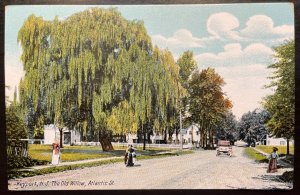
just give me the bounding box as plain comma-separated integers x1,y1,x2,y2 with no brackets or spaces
124,124,201,145
149,124,201,145
173,124,200,145
44,124,81,145
43,124,201,146
265,135,294,146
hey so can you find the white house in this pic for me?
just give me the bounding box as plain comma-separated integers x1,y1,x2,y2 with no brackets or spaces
174,124,200,145
44,124,201,146
265,135,294,146
123,124,201,145
44,124,81,145
126,133,138,143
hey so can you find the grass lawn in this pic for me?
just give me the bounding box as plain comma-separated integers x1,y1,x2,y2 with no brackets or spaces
28,144,183,163
256,145,294,156
244,147,268,163
29,144,111,162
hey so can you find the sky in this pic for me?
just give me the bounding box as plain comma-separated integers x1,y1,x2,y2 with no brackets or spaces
5,3,294,118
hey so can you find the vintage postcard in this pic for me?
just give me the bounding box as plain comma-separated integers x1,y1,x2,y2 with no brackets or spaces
4,2,295,190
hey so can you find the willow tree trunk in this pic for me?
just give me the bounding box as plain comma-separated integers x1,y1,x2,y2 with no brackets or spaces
143,132,146,150
200,131,204,148
209,129,214,149
59,128,64,148
168,131,173,144
99,129,114,151
205,132,208,149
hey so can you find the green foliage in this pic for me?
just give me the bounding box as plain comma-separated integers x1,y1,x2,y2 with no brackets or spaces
7,156,48,170
237,109,270,146
215,112,238,142
188,68,232,148
177,50,197,88
18,8,184,146
263,40,295,140
6,106,27,140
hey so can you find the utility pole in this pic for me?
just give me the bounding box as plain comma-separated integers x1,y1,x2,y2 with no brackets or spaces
180,96,183,150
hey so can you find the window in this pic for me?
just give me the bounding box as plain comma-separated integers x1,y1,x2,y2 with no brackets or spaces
280,141,286,145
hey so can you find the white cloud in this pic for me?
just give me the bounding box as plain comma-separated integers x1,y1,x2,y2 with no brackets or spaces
151,29,204,49
207,12,242,40
240,15,294,42
5,53,24,101
196,43,274,68
151,13,293,53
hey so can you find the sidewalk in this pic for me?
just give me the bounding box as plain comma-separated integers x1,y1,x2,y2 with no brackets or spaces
252,147,293,168
19,156,123,171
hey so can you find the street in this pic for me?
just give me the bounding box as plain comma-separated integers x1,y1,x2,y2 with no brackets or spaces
8,146,293,190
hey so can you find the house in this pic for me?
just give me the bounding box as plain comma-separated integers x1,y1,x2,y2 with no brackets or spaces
172,124,200,145
44,124,81,145
126,133,138,143
123,124,201,145
265,135,294,146
43,124,201,146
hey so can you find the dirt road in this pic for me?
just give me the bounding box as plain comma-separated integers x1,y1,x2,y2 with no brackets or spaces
8,146,293,190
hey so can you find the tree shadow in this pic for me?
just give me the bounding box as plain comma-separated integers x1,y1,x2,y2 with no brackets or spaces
252,174,281,183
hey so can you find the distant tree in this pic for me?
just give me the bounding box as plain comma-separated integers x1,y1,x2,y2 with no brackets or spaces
177,50,197,89
262,40,294,155
176,50,197,143
237,109,270,147
215,112,238,144
189,68,232,149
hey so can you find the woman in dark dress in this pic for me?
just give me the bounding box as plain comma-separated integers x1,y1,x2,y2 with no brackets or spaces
124,145,135,167
267,147,278,173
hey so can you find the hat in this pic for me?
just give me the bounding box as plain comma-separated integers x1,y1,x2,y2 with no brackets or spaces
273,147,278,151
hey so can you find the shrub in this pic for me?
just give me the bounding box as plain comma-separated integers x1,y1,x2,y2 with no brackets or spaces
7,155,48,170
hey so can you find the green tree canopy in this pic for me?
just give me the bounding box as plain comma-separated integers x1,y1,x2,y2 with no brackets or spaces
18,8,183,150
6,106,27,140
262,40,294,155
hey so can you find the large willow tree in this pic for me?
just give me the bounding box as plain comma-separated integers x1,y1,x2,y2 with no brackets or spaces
18,8,183,151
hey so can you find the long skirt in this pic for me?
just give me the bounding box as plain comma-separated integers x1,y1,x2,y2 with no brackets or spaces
267,158,277,173
52,152,60,165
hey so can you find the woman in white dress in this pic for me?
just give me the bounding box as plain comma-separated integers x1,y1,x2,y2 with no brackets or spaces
51,141,60,165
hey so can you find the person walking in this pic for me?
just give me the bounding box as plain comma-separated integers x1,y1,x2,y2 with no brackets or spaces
51,140,61,165
267,147,279,173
